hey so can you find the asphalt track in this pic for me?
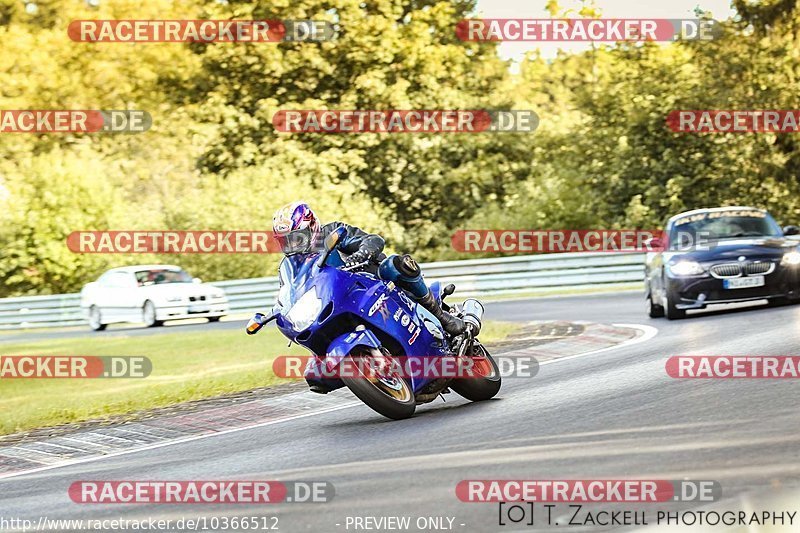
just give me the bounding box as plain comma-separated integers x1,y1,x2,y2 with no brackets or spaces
2,292,800,532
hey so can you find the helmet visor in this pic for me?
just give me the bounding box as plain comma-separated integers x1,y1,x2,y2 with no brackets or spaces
275,227,315,255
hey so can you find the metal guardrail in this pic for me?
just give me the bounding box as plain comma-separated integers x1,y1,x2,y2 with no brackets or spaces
0,252,646,330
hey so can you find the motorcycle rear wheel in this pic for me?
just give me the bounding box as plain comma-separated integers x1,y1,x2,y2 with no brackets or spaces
450,343,501,402
341,348,416,420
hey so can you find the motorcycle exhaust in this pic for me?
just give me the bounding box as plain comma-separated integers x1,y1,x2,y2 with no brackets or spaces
461,299,484,336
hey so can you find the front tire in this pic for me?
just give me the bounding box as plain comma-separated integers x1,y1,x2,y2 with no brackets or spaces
340,348,416,420
450,343,502,402
664,287,686,320
142,301,163,327
208,316,222,323
646,292,664,318
88,306,106,331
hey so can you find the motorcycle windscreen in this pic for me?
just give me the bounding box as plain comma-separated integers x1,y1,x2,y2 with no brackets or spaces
275,250,346,311
276,254,318,310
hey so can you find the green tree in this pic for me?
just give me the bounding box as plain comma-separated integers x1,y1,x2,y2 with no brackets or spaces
176,0,520,253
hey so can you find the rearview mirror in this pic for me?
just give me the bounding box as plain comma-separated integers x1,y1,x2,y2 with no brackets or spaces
246,311,276,335
324,226,347,252
784,225,799,236
316,227,348,269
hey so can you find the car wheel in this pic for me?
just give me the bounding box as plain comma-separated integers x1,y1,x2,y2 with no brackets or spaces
646,292,664,318
88,305,107,331
208,316,222,323
664,289,686,320
142,301,163,327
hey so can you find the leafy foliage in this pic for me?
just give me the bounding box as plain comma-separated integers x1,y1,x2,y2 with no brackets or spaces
2,0,800,295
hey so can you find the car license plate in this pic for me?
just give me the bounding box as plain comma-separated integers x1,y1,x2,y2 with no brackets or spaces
188,305,210,313
723,276,765,289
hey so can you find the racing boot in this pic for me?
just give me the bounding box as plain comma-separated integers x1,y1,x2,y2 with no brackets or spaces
415,291,467,337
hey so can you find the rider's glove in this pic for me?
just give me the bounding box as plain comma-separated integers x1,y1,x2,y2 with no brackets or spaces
344,249,371,268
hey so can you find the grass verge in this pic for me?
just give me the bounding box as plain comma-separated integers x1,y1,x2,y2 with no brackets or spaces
0,320,518,435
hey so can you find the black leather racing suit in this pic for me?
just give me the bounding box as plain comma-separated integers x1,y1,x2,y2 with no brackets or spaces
318,222,466,337
320,221,386,275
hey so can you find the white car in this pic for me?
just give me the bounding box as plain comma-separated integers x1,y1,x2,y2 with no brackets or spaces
80,265,229,331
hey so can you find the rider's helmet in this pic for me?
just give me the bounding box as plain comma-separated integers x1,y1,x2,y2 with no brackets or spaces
272,201,321,255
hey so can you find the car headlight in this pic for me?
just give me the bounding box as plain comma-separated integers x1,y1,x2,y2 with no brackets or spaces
669,260,705,276
165,296,182,302
285,288,322,331
782,251,800,266
211,292,226,299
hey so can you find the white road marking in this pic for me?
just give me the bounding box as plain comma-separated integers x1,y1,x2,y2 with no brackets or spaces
0,324,658,481
537,323,659,367
0,403,359,481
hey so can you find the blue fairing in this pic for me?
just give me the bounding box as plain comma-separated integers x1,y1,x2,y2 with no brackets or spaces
274,249,450,394
429,281,443,307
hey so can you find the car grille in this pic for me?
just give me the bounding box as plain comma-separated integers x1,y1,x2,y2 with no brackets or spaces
189,295,207,302
709,264,741,278
709,261,775,279
744,261,774,275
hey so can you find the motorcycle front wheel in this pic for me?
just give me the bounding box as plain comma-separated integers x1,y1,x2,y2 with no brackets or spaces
340,347,416,420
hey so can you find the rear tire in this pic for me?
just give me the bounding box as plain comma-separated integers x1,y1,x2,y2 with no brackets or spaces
450,343,502,402
142,301,163,327
88,306,106,331
208,316,222,323
340,348,416,420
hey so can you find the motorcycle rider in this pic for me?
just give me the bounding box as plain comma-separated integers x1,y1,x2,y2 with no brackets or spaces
272,201,467,337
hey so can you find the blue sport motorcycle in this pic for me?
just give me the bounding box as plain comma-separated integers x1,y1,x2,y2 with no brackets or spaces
246,228,501,420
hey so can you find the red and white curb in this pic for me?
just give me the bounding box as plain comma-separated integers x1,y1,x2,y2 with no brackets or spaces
0,321,657,481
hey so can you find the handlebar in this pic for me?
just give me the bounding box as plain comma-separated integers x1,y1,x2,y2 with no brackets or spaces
341,260,370,272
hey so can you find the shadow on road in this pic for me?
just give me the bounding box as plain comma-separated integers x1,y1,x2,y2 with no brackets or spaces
682,299,799,320
320,397,504,429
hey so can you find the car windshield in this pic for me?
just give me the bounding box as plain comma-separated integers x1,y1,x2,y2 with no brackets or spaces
135,269,192,286
669,210,782,249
